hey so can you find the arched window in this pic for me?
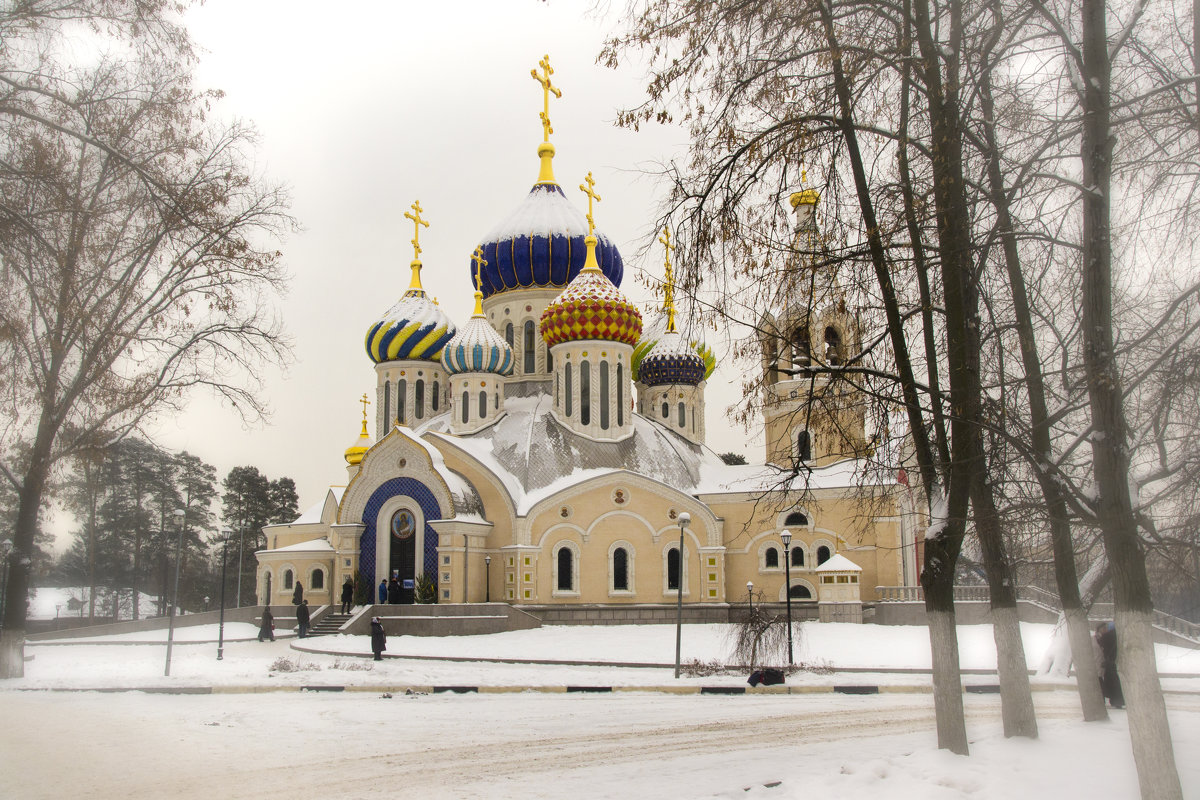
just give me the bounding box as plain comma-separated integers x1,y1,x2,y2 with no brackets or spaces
767,341,779,384
667,547,681,591
546,350,553,372
825,326,842,365
524,321,536,373
283,569,294,589
817,545,831,565
478,390,487,418
461,390,469,424
789,584,812,599
557,547,574,591
678,401,686,427
311,569,324,590
600,361,610,430
791,547,804,567
398,379,407,424
792,328,810,368
797,430,811,462
617,364,624,426
495,392,499,410
764,547,779,569
785,512,808,526
661,401,669,419
565,363,573,417
415,380,425,420
505,322,514,347
613,547,629,591
383,382,390,427
581,360,591,425
432,381,439,411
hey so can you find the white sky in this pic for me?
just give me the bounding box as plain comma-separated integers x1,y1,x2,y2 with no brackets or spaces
87,0,760,545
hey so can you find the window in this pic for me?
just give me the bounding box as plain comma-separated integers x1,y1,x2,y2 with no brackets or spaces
791,547,804,567
678,401,686,427
764,547,779,569
557,547,574,591
547,350,553,372
311,569,324,590
600,361,610,430
667,547,681,591
415,380,425,420
662,401,669,419
495,392,499,410
398,379,407,423
432,381,439,411
817,545,831,565
478,390,486,419
613,547,629,591
383,382,390,426
505,322,514,347
789,584,812,599
461,390,469,424
565,363,572,416
617,364,624,426
792,328,810,368
524,321,536,373
785,512,808,526
283,569,294,589
825,326,842,365
555,370,560,407
581,360,591,425
797,430,811,462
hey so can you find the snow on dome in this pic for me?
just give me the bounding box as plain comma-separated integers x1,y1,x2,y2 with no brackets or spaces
442,314,515,376
637,330,706,387
540,265,642,347
365,289,457,364
473,183,624,299
632,313,716,381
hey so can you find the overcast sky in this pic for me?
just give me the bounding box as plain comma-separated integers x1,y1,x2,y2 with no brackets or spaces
98,0,763,541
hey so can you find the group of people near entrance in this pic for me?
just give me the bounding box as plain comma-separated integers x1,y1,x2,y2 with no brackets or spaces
255,577,382,653
378,577,405,604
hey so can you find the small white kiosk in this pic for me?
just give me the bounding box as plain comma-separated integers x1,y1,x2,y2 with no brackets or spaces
816,553,863,623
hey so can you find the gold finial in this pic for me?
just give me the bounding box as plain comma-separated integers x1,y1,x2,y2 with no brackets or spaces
659,227,677,333
404,200,430,292
531,54,562,144
470,246,487,317
579,172,601,237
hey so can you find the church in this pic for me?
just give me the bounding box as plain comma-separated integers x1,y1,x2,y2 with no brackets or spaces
254,58,921,622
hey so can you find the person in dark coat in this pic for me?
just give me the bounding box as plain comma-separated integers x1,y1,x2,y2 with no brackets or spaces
370,616,387,661
387,577,402,604
1096,621,1124,708
292,581,303,605
296,599,311,638
258,607,275,642
378,580,387,604
340,577,354,614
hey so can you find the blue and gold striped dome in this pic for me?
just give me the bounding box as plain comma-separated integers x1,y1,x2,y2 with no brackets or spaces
638,330,707,387
443,304,514,377
364,288,456,364
473,183,624,299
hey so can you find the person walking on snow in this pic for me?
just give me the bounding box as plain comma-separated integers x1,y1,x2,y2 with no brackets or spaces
370,616,387,661
341,577,354,614
258,607,275,642
296,599,311,638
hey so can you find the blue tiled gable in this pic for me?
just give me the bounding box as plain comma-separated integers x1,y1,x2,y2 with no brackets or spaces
358,477,443,581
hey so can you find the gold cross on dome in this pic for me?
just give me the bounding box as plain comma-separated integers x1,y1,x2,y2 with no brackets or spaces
659,226,677,331
471,246,488,290
404,200,430,261
579,172,601,236
359,393,371,420
531,54,562,143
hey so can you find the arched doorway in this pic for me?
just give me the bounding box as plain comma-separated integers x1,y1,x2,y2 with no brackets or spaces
389,508,417,603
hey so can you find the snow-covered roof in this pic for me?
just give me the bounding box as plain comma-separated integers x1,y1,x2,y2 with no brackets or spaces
694,458,890,496
262,538,334,554
816,553,863,572
288,486,345,526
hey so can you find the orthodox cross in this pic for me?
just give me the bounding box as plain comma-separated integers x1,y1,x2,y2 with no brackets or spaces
470,245,488,315
359,393,371,423
404,200,429,261
659,226,677,331
579,172,601,236
531,54,562,142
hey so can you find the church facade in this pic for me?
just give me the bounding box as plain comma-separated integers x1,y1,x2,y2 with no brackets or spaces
254,60,921,618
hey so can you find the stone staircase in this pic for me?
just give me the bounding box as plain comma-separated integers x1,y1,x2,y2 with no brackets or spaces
306,612,352,638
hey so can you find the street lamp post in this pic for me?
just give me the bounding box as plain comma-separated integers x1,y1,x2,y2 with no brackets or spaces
673,511,691,679
218,528,231,661
781,529,794,665
484,555,491,603
747,581,754,618
164,508,186,677
235,526,244,609
0,540,12,633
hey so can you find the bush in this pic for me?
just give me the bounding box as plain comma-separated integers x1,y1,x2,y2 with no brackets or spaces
269,656,318,673
415,573,438,604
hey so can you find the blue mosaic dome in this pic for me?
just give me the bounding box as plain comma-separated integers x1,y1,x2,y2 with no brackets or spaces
633,314,717,381
638,330,707,387
364,289,457,364
442,311,514,376
473,183,624,299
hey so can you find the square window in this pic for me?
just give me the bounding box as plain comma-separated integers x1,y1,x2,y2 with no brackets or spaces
708,588,718,598
442,589,450,599
524,557,531,566
523,589,531,599
708,573,717,582
523,573,531,583
707,557,716,567
442,555,450,565
507,557,514,567
506,589,515,600
506,573,514,584
442,572,451,583
344,559,351,567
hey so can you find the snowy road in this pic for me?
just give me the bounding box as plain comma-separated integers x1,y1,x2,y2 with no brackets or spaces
5,689,1188,799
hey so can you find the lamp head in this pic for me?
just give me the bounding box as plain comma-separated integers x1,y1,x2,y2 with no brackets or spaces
173,508,185,520
781,529,792,547
485,555,491,565
746,581,753,592
221,527,232,539
677,511,691,528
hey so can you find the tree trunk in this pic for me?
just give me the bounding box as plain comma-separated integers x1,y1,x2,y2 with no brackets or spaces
922,546,969,754
1,437,54,678
1080,0,1182,795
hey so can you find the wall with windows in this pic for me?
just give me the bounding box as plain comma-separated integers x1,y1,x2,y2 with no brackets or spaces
635,381,707,445
447,372,506,435
374,360,448,439
482,289,558,388
548,340,635,442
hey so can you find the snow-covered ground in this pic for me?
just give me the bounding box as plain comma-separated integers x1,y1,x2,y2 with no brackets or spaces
3,621,1199,798
28,586,173,621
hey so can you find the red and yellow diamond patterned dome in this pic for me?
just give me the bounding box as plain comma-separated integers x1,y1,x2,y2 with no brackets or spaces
540,173,642,348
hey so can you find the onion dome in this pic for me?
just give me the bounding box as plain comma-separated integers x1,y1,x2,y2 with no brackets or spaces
632,315,717,381
443,251,515,376
365,202,457,364
637,330,707,387
344,396,372,466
